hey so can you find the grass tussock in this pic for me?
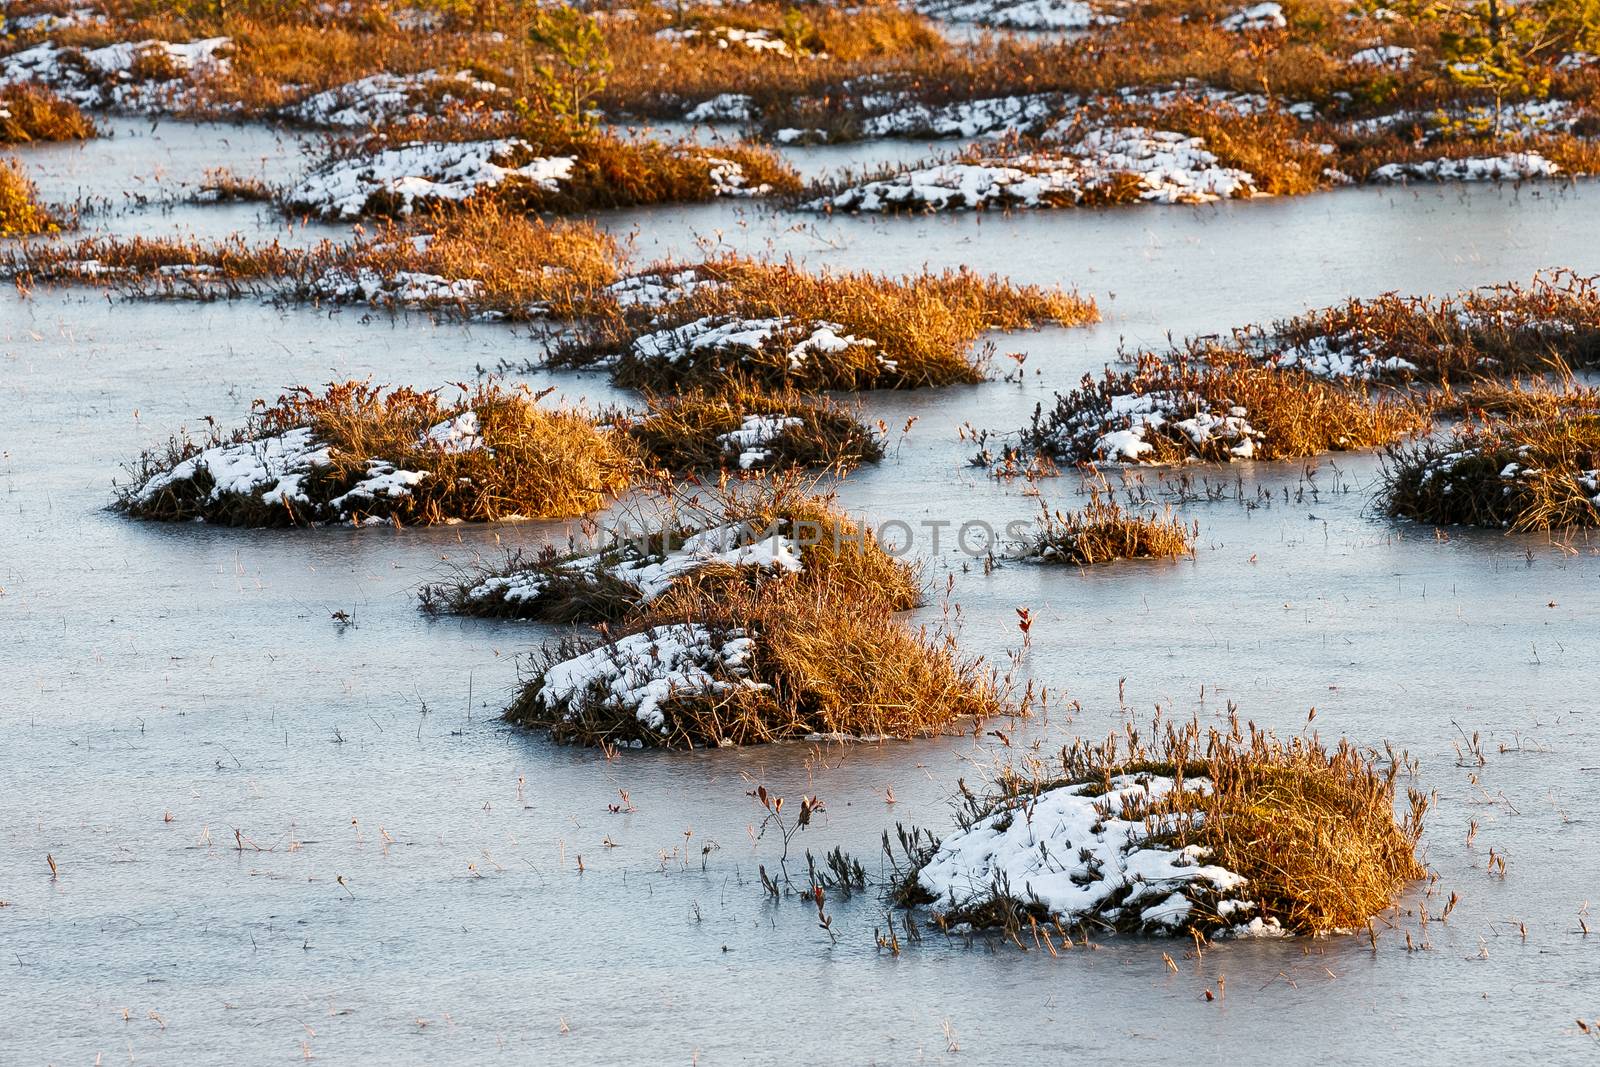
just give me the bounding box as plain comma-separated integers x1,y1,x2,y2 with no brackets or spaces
559,257,1098,391
501,483,1011,748
890,715,1430,939
119,379,634,526
0,84,97,144
0,156,62,237
1252,270,1600,382
1382,389,1600,530
1025,494,1195,565
618,381,884,474
426,478,920,625
991,350,1427,470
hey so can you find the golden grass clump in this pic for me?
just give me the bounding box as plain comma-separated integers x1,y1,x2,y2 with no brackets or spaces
993,350,1426,469
0,84,98,144
1026,494,1195,565
559,258,1098,391
501,483,1010,748
118,380,634,526
618,381,883,473
889,715,1430,939
1382,392,1600,530
0,156,62,238
426,478,920,624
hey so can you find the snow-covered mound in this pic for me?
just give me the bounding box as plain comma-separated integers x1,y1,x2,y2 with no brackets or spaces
532,624,766,735
283,139,575,219
286,69,505,127
627,315,885,374
126,415,489,524
813,127,1255,212
916,774,1280,936
0,37,230,112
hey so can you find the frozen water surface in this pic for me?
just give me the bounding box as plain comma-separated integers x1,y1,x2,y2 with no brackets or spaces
2,121,1599,1064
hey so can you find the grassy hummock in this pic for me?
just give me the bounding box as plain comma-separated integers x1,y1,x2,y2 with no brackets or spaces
1382,390,1600,530
1243,271,1600,383
1023,496,1195,565
279,128,800,220
555,257,1097,391
500,484,1008,748
984,351,1425,471
118,380,633,526
889,717,1429,939
425,480,918,625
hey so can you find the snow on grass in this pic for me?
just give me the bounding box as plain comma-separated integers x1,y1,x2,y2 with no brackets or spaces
911,0,1116,30
813,126,1254,212
859,93,1067,139
532,623,764,735
717,414,806,469
1220,2,1286,30
286,69,505,127
1370,152,1559,182
282,139,574,219
132,427,332,512
1263,333,1418,380
1088,391,1260,462
467,521,805,611
0,37,230,112
311,268,487,309
1348,44,1414,68
684,92,754,124
629,315,882,373
656,25,810,57
606,269,726,308
130,412,491,522
915,774,1265,935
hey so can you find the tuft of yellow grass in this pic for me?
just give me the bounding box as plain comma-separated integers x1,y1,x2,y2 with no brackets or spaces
0,156,62,237
1027,494,1195,564
0,84,98,144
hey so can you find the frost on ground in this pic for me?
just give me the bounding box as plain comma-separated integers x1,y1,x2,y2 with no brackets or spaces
812,127,1255,212
531,623,765,736
0,37,231,113
913,774,1281,936
282,139,575,219
1370,153,1559,182
910,0,1116,30
457,520,804,618
285,69,506,128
